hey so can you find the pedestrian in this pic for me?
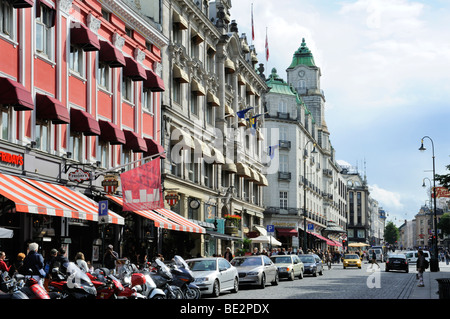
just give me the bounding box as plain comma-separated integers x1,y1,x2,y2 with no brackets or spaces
0,251,10,272
104,244,119,271
370,250,379,269
21,242,45,286
416,249,427,287
224,247,233,262
75,252,89,273
8,252,25,277
445,250,450,265
55,247,70,273
251,247,260,255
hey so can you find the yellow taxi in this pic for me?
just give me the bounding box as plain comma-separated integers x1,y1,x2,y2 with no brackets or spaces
343,254,362,269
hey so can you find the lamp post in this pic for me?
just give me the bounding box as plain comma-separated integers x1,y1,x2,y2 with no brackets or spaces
422,178,434,248
419,136,439,272
303,140,317,252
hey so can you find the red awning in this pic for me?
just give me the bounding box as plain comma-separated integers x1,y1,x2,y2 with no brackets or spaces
276,228,298,237
153,208,206,234
70,22,100,52
0,77,34,111
123,57,147,81
99,40,126,68
307,231,336,246
99,120,126,145
144,138,166,159
143,69,165,92
12,0,34,8
35,93,70,124
123,130,147,153
70,108,100,136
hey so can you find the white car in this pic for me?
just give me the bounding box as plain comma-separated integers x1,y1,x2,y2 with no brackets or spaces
405,250,431,263
270,254,304,280
186,257,239,297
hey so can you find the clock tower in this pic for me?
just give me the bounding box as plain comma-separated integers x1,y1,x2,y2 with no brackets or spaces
286,38,326,143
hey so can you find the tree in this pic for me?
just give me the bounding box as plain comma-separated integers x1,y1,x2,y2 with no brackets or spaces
435,164,450,189
438,213,450,237
384,221,399,245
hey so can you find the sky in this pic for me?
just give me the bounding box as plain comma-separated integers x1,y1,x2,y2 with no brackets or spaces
229,0,450,226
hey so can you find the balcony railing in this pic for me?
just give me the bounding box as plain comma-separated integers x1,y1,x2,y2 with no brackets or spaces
278,140,291,149
278,171,291,180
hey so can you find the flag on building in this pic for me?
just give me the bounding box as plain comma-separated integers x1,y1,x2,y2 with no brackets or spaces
237,107,253,119
268,144,279,159
265,28,269,61
248,114,263,129
251,3,255,41
120,158,164,211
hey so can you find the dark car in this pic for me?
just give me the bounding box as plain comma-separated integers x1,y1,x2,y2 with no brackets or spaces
385,254,408,273
298,254,323,277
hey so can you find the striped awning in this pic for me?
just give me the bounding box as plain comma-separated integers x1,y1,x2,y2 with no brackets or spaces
106,195,205,234
0,173,124,225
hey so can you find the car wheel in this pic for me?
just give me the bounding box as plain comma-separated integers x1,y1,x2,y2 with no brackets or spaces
231,277,239,293
405,268,409,273
298,269,304,279
289,271,295,281
212,280,220,297
272,272,279,286
259,273,266,289
319,267,323,275
313,269,317,277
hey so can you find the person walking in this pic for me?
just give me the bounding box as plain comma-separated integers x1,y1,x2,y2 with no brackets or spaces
224,247,233,262
416,249,427,287
445,250,450,266
104,244,118,271
22,243,45,286
370,250,379,269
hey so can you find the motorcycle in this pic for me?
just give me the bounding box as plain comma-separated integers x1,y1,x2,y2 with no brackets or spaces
147,259,183,299
117,260,165,299
88,268,145,299
0,271,28,299
48,262,97,299
170,255,201,299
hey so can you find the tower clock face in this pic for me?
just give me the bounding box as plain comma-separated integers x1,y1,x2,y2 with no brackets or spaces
298,70,305,77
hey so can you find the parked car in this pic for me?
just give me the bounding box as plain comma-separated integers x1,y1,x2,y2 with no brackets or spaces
270,254,304,280
343,254,362,269
186,257,239,297
405,250,431,264
298,254,323,277
385,254,409,273
230,255,279,289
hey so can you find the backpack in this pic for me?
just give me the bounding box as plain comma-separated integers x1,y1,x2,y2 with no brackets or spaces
423,258,429,270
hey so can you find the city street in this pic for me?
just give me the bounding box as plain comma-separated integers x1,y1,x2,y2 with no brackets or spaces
210,259,449,300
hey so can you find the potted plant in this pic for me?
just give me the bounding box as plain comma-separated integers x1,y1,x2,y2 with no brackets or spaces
224,214,241,227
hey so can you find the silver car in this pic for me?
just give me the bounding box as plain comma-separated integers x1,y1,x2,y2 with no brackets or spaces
186,257,239,297
231,255,279,289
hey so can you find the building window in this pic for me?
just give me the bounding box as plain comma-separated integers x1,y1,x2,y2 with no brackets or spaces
206,105,213,125
279,154,288,172
172,23,183,44
142,88,154,114
122,76,134,104
122,149,132,166
278,100,287,113
97,141,109,168
204,162,213,188
0,107,9,140
101,9,110,22
36,4,54,60
70,132,83,162
97,62,110,91
69,45,84,76
280,191,288,209
172,78,181,104
125,26,133,38
0,0,13,39
35,120,50,151
190,92,198,116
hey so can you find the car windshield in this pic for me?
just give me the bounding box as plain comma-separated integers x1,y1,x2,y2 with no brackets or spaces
271,256,292,264
187,260,217,271
299,256,315,263
344,255,359,259
231,257,262,267
405,252,417,258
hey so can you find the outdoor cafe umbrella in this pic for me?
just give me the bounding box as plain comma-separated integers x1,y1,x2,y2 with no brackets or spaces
0,227,13,238
348,242,370,247
250,235,282,246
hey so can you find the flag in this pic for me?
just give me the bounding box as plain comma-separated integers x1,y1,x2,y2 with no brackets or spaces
251,3,255,41
268,144,279,160
237,107,253,119
265,28,269,61
248,114,263,128
120,159,164,211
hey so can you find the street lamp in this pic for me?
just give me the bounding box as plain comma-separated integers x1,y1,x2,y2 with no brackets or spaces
303,140,317,253
419,136,439,272
422,178,434,250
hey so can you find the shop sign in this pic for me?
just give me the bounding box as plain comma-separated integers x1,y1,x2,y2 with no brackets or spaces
0,151,24,166
68,168,91,183
102,175,119,195
165,191,179,206
432,187,450,198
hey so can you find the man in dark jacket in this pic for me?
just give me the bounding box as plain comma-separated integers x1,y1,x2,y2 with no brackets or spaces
416,250,426,287
22,242,45,286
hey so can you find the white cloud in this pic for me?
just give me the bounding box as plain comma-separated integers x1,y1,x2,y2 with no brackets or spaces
369,184,404,211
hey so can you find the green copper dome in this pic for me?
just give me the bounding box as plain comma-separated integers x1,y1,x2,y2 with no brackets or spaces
288,38,316,68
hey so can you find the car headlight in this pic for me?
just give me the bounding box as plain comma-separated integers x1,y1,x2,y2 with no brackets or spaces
195,277,210,283
247,271,259,276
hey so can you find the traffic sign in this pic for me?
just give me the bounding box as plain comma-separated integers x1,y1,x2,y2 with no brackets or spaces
267,225,275,233
98,200,108,224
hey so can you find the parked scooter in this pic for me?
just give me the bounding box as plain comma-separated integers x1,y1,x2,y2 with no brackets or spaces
48,262,97,299
0,271,29,299
88,268,145,299
170,255,201,299
117,260,165,299
147,258,183,299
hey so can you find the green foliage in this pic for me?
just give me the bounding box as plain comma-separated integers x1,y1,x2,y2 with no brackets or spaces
435,164,450,189
438,213,450,236
384,221,399,244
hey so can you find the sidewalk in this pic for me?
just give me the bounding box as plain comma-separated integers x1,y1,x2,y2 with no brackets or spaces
408,261,450,299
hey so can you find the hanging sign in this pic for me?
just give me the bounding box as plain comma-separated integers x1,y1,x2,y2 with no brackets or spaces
165,192,179,206
102,175,119,195
68,168,90,183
